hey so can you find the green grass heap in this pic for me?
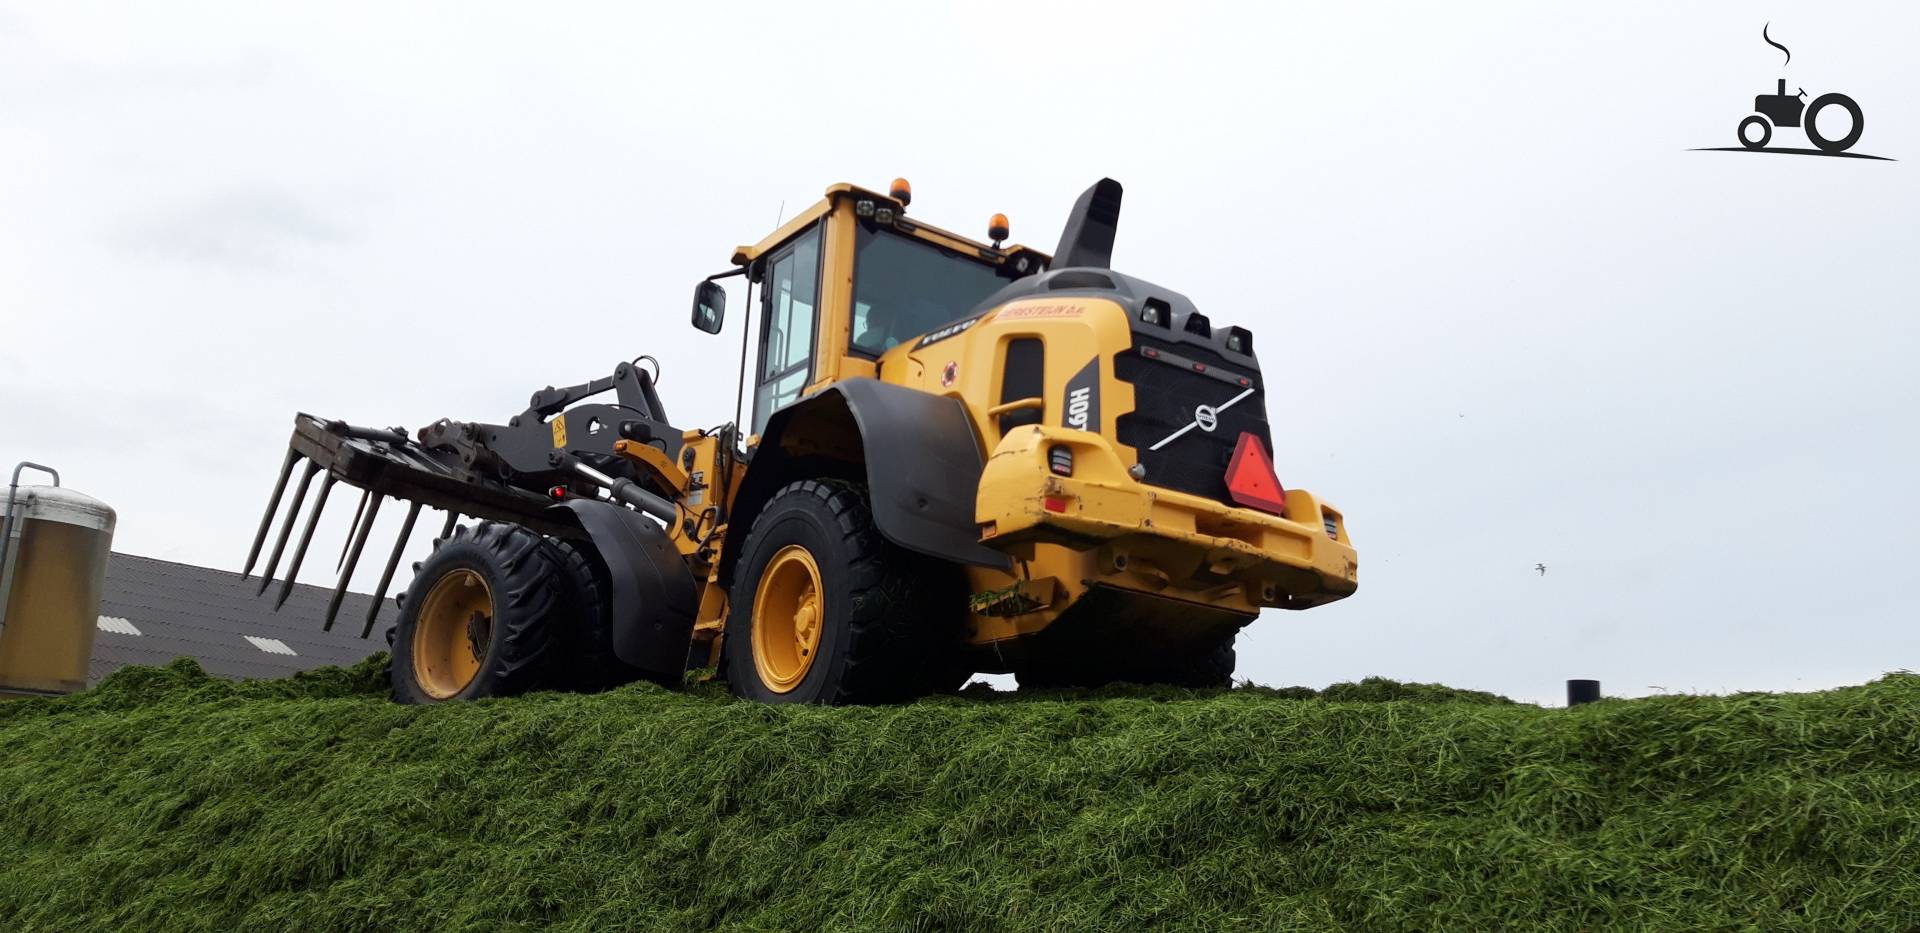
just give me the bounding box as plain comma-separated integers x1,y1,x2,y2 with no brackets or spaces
1,658,1915,931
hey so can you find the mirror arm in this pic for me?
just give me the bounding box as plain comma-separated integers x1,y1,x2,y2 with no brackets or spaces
704,266,748,283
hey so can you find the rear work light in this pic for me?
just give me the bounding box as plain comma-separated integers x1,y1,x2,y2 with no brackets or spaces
1048,445,1073,476
1224,432,1286,515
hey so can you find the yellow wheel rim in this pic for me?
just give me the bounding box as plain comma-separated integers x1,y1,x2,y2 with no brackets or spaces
752,545,824,693
411,568,493,700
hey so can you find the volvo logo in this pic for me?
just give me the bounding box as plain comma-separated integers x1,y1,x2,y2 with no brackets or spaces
1148,386,1256,452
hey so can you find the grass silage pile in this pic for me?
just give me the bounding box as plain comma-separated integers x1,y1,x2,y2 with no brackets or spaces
2,660,1917,931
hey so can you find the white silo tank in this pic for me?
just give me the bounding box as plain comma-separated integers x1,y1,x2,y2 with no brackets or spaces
0,464,118,696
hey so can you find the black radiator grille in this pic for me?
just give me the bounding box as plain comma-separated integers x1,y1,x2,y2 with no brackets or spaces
1114,336,1271,508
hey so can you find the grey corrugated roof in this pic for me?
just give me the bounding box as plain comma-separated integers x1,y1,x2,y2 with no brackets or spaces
92,552,395,684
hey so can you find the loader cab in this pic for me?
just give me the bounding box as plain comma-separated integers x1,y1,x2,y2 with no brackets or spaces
716,182,1050,436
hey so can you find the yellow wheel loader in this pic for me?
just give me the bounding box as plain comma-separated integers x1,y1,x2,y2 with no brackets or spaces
242,178,1359,704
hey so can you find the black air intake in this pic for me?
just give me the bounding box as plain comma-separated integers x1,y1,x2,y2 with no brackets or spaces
1053,179,1123,270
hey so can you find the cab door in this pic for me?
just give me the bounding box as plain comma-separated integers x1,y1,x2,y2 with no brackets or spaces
750,223,824,436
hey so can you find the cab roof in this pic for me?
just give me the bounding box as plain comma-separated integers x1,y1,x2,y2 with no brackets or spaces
731,183,1045,268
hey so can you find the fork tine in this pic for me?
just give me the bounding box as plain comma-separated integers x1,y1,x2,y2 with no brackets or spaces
242,448,300,579
256,461,322,595
273,474,338,610
323,493,383,631
361,500,424,639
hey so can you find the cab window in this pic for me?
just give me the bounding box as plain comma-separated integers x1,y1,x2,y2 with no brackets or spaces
752,226,822,435
849,226,1008,357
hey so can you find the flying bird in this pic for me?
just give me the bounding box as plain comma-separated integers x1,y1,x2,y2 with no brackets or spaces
1535,563,1547,576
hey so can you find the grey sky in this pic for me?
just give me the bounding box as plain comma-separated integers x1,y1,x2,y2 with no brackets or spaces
3,3,1915,704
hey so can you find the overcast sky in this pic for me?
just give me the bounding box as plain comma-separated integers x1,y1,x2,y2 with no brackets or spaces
3,3,1915,704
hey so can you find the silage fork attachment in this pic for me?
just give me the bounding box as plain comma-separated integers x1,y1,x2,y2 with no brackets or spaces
240,359,683,638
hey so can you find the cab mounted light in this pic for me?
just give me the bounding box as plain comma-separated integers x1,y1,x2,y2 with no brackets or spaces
889,177,912,207
1140,298,1170,327
988,213,1009,247
1226,326,1253,354
855,199,876,218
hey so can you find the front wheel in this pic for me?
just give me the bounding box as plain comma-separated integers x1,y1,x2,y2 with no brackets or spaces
1737,115,1771,150
723,479,965,704
1805,93,1863,153
389,522,565,704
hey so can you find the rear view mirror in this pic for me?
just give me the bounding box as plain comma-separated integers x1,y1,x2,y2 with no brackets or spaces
691,281,726,334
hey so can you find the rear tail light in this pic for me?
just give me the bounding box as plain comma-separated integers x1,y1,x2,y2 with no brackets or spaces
1048,445,1073,476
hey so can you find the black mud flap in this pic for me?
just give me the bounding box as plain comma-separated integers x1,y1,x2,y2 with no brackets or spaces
555,499,698,683
754,379,1011,572
832,379,1011,570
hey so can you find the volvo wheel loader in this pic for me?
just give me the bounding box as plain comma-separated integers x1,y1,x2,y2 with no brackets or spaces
241,177,1359,704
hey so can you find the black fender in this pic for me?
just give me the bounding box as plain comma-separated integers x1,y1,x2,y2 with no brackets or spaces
725,378,1011,582
555,498,697,682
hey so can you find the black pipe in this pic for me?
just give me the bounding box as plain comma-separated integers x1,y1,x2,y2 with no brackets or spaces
1567,679,1601,706
326,421,411,446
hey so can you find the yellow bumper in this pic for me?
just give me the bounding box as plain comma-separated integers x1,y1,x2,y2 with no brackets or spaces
975,425,1358,609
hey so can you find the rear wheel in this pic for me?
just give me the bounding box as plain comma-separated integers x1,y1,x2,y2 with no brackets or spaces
1805,93,1863,153
723,479,966,704
1017,638,1237,690
389,522,564,704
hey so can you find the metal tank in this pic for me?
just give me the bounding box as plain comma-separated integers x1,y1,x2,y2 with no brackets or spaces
0,463,117,697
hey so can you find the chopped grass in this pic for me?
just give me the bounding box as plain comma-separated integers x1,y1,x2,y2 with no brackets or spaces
1,658,1917,931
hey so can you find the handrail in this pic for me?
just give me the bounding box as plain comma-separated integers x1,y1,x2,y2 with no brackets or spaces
986,397,1044,417
0,462,62,585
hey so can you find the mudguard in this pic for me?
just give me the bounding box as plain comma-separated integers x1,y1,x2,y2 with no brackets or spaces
743,378,1011,574
555,498,698,682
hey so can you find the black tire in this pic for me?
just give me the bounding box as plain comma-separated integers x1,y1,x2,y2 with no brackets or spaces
1738,115,1771,150
389,522,564,704
1017,638,1237,690
723,479,966,704
543,537,649,692
1805,93,1863,153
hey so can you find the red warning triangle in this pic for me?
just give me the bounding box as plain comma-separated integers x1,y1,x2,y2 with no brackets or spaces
1225,432,1287,515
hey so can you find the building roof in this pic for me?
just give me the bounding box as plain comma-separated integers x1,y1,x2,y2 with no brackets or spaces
91,552,394,684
